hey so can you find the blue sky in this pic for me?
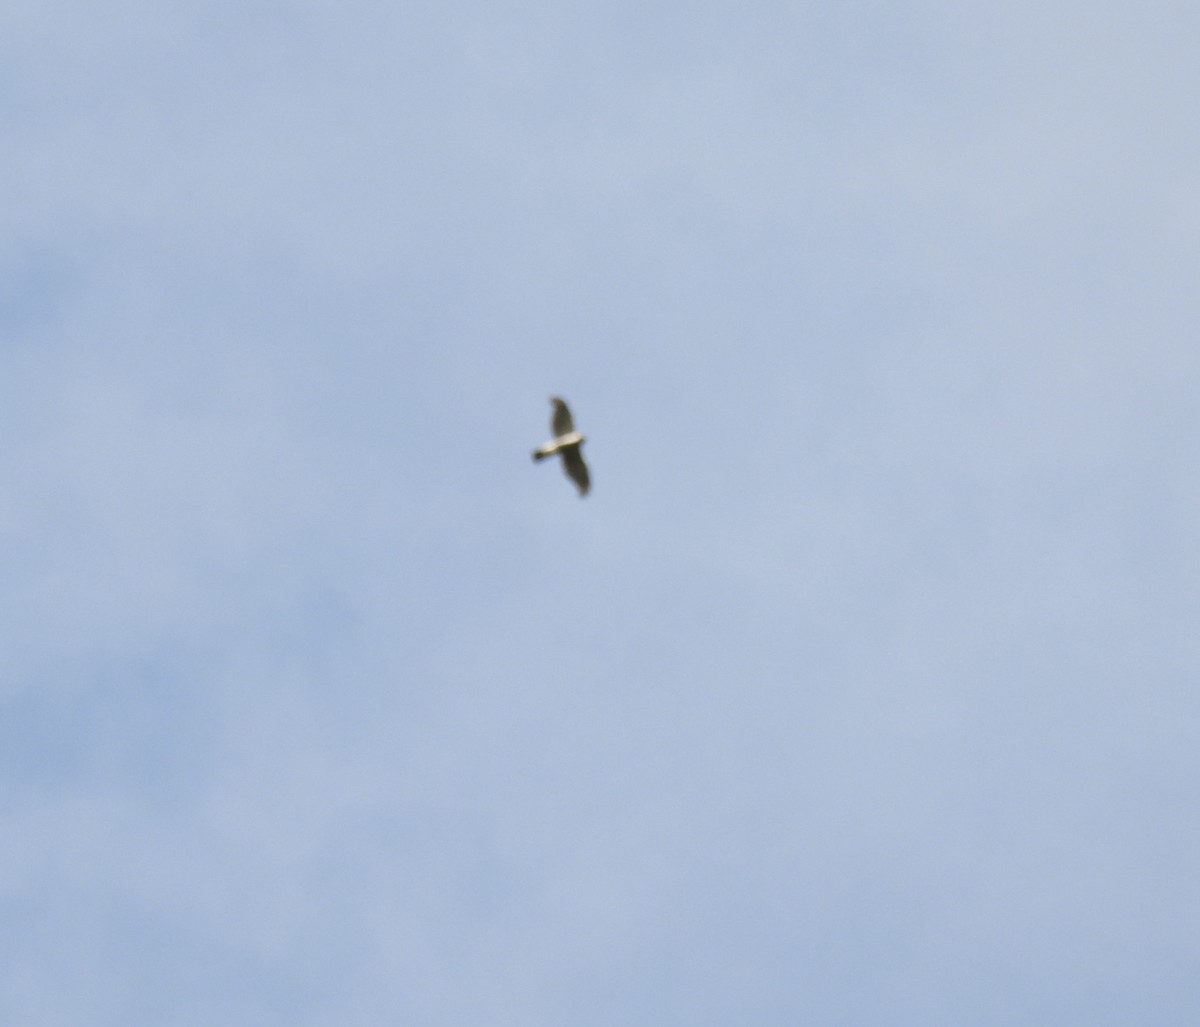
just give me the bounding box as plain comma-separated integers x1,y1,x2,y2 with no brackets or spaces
2,1,1198,1023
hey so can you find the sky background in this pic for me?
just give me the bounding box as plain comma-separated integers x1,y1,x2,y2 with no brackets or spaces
2,1,1199,1023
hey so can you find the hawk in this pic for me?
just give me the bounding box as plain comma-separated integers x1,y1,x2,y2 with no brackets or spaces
532,396,590,496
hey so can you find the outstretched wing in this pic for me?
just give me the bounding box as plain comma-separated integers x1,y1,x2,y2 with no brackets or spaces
561,444,590,496
550,397,575,437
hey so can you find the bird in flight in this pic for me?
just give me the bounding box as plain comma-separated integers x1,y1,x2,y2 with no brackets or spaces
532,396,590,496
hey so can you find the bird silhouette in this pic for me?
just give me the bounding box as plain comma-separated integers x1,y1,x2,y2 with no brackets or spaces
532,396,590,496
